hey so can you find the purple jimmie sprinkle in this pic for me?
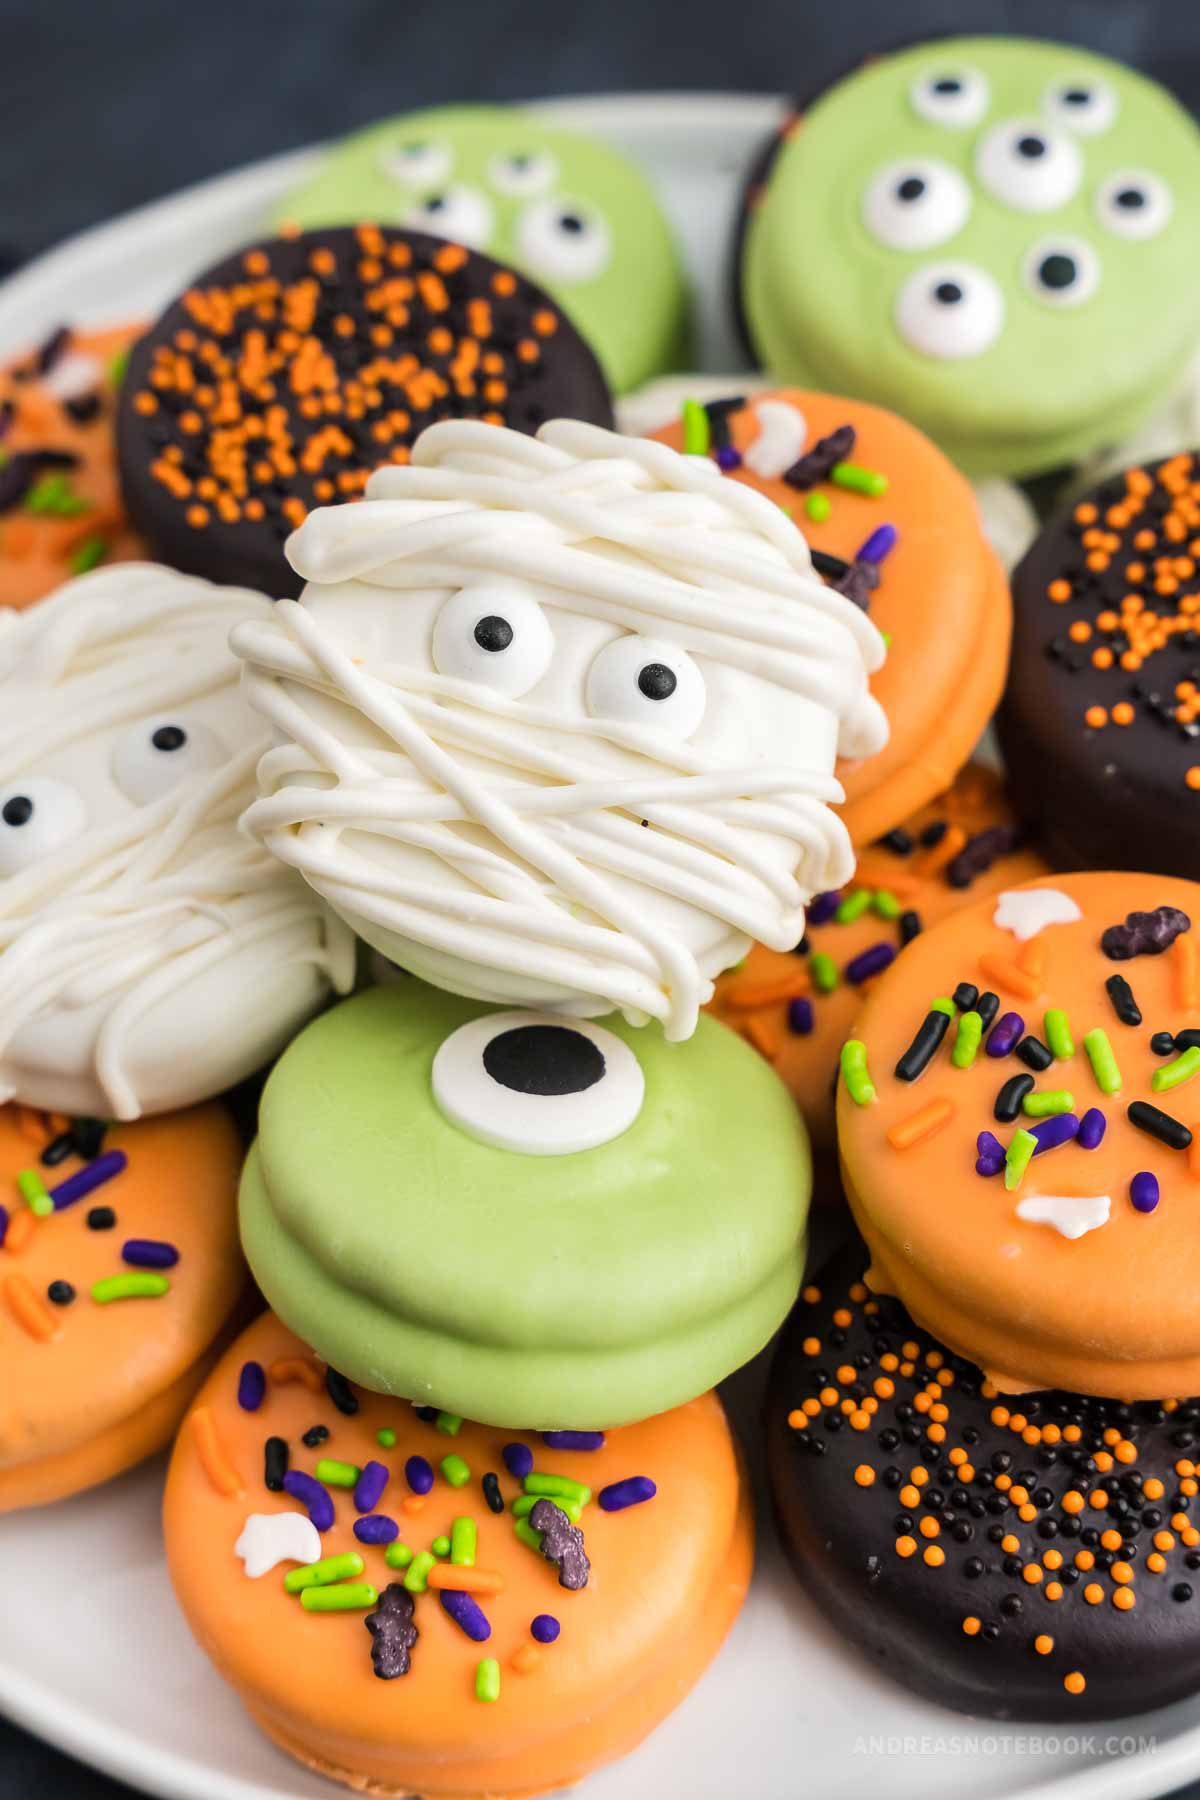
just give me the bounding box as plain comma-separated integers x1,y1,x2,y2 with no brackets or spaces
354,1514,399,1545
542,1431,606,1452
0,1205,8,1249
121,1238,179,1270
1078,1108,1107,1150
439,1589,492,1642
1031,1113,1080,1154
806,890,841,926
236,1361,266,1412
855,523,898,566
531,1613,561,1643
788,996,814,1036
844,943,896,986
404,1455,433,1496
354,1460,390,1513
985,1013,1024,1058
1131,1171,1160,1214
598,1476,658,1512
282,1470,334,1532
502,1442,534,1479
50,1150,127,1210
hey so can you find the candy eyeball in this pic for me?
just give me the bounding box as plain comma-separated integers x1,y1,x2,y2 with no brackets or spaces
431,581,556,698
585,637,707,739
1096,170,1173,240
1043,75,1118,136
976,119,1083,212
403,186,493,248
378,140,454,189
909,66,990,129
111,717,230,805
487,149,558,198
862,159,972,251
516,197,612,283
431,1010,645,1155
894,262,1005,359
0,777,87,877
1023,237,1100,308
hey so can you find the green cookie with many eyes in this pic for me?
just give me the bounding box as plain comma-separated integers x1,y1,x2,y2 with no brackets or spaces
273,104,688,395
741,37,1200,479
239,984,809,1429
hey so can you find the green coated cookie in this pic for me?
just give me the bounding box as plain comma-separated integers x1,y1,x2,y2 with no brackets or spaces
273,104,688,395
240,984,809,1428
741,38,1200,479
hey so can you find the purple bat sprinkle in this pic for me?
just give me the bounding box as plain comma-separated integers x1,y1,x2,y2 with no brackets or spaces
282,1469,334,1532
354,1513,399,1545
715,445,742,471
404,1455,433,1496
985,1013,1024,1058
1078,1107,1107,1150
236,1361,266,1412
1030,1113,1080,1154
502,1442,534,1479
855,523,898,566
354,1460,390,1513
439,1589,492,1642
788,996,814,1036
542,1431,606,1452
121,1238,179,1270
50,1150,127,1211
806,891,841,926
1130,1171,1160,1214
598,1476,658,1512
531,1613,561,1643
844,943,896,986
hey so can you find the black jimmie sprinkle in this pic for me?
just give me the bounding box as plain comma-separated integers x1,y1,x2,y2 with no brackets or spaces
1105,975,1142,1027
1128,1100,1193,1151
264,1436,289,1492
325,1369,359,1415
995,1073,1035,1123
895,1009,950,1082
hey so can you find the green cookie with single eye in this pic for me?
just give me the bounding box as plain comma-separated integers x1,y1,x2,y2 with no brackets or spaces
273,103,688,396
741,37,1200,479
239,984,810,1429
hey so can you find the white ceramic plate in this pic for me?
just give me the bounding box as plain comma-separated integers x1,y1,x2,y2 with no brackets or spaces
0,90,1193,1800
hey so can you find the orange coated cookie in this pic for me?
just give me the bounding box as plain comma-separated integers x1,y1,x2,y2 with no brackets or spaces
708,763,1048,1152
652,389,1010,845
0,323,146,607
164,1312,752,1800
837,870,1200,1400
0,1101,244,1512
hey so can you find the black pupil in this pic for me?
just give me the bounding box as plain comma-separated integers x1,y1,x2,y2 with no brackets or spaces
482,1024,606,1097
1063,88,1091,106
425,195,446,213
152,724,187,752
933,77,962,95
2,795,33,827
511,154,533,170
934,281,964,306
474,615,513,653
558,213,585,234
897,176,927,203
1039,253,1078,290
637,662,677,701
1017,135,1047,159
1117,187,1146,209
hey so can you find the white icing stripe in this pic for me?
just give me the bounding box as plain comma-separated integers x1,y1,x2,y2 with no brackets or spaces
1015,1194,1111,1239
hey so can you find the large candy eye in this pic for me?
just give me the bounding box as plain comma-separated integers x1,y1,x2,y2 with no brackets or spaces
1023,237,1100,308
432,1011,645,1155
379,140,454,189
862,159,971,251
1043,76,1117,136
516,197,611,283
976,120,1082,212
894,262,1005,359
585,636,706,739
909,67,989,129
111,718,229,805
0,777,87,877
487,149,558,197
432,582,555,697
403,186,493,248
1096,170,1172,240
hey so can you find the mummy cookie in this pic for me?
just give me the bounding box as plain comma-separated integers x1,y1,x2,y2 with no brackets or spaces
0,322,146,606
165,1313,751,1798
999,453,1200,881
116,226,614,597
239,983,809,1428
233,417,887,1040
709,764,1049,1154
0,566,354,1120
272,105,688,396
768,1250,1200,1719
739,38,1200,479
837,869,1200,1400
0,1100,243,1512
653,389,1009,844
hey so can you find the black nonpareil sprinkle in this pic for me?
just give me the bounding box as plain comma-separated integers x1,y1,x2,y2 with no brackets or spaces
1015,1036,1053,1072
880,827,913,856
46,1279,75,1306
325,1368,359,1415
1128,1100,1193,1151
899,909,922,946
952,982,980,1013
264,1436,289,1492
1175,1029,1200,1054
895,1010,950,1082
976,991,1001,1031
482,1471,505,1515
302,1424,330,1448
995,1073,1036,1123
1105,974,1143,1027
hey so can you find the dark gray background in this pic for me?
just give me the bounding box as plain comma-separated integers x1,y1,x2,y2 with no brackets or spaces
2,0,1200,1795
